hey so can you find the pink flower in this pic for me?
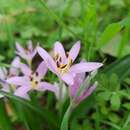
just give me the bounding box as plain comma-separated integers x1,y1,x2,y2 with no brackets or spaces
37,41,103,85
7,61,58,100
70,72,97,104
16,40,37,63
0,57,20,93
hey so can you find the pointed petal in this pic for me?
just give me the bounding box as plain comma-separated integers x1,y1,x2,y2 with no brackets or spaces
54,41,66,61
0,68,7,79
14,86,31,100
0,79,7,84
27,40,33,51
37,82,58,95
20,63,32,76
37,47,57,74
7,76,29,86
11,56,20,67
31,48,37,58
61,73,74,85
70,62,103,73
10,57,20,75
69,41,80,62
36,61,48,78
16,42,25,54
78,83,97,102
70,73,85,97
15,52,28,60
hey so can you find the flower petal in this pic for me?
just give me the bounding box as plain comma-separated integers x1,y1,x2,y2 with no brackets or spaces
10,57,20,75
54,41,66,62
1,84,10,93
14,86,31,100
20,63,32,76
27,40,33,51
70,73,85,97
78,83,97,102
61,73,74,85
31,48,37,58
15,52,28,60
69,41,80,62
37,82,58,95
0,68,7,79
37,47,57,74
7,76,29,86
16,42,25,54
36,61,48,78
70,62,103,73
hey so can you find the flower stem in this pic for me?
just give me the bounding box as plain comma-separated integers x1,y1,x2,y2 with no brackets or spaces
58,79,64,118
60,102,74,130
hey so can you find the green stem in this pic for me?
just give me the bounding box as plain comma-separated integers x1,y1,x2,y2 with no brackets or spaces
60,102,74,130
58,79,64,118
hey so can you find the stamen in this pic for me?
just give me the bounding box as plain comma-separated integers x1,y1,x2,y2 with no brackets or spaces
54,53,59,61
56,61,60,68
30,77,33,81
68,58,73,66
60,64,67,69
66,52,69,58
57,57,73,75
35,72,39,76
35,81,38,85
59,57,62,62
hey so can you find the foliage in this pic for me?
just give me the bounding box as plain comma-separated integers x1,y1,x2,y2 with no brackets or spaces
0,0,130,130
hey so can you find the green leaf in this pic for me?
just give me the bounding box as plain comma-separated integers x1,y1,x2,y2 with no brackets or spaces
102,55,130,81
110,93,121,110
97,23,122,49
70,119,82,130
121,126,130,130
119,17,130,27
0,100,14,130
0,91,58,129
97,17,130,49
97,91,111,101
109,74,120,90
108,113,120,123
123,103,130,110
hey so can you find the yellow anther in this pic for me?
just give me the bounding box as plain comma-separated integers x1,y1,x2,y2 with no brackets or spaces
31,80,38,88
57,58,73,75
54,53,59,61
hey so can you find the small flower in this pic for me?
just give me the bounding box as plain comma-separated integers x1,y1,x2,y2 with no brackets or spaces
70,72,97,105
16,40,37,63
37,41,103,85
0,57,20,94
7,61,58,100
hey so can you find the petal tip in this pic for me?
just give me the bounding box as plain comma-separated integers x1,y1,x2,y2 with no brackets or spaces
75,41,81,47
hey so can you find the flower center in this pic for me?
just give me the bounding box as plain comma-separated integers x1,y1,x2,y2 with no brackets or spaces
30,72,40,88
54,53,72,75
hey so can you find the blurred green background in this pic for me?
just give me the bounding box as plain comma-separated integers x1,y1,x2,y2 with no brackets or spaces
0,0,130,61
